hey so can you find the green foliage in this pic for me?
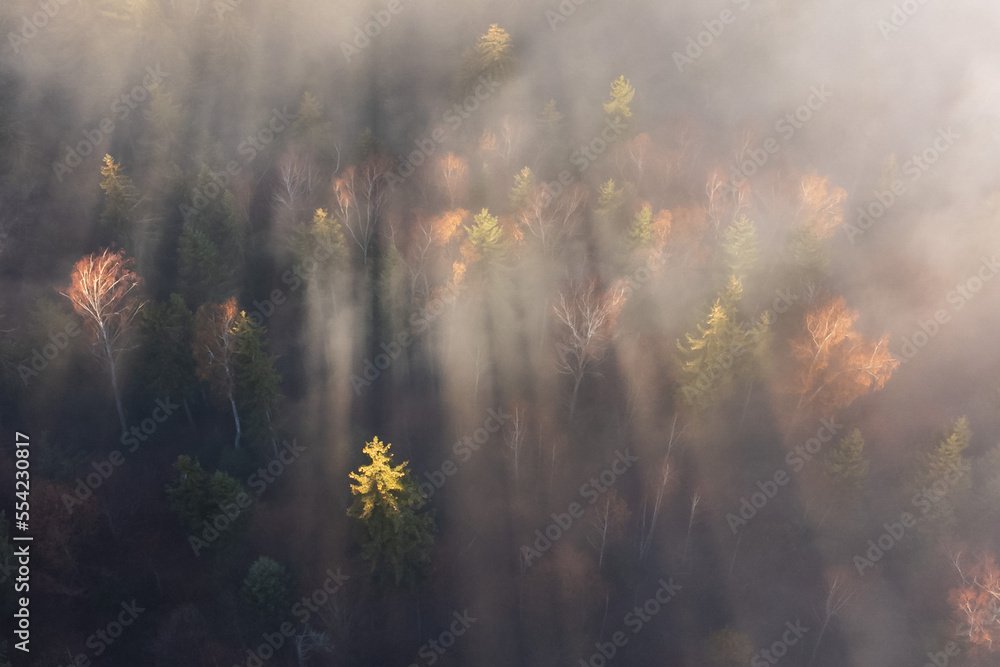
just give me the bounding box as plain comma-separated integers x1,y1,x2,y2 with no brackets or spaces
465,208,507,262
722,215,759,280
916,417,972,521
141,88,185,171
234,313,282,450
348,437,435,588
596,179,624,225
603,75,635,125
676,277,766,408
293,208,348,275
509,167,535,211
241,556,293,620
100,155,138,248
704,627,754,666
138,293,196,402
628,203,654,249
165,456,251,538
176,182,244,306
824,428,868,495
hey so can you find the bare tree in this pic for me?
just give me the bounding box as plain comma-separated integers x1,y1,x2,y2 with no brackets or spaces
638,458,670,562
498,115,522,167
504,402,527,491
587,488,630,570
520,184,586,257
333,155,393,265
273,154,322,231
295,625,333,666
61,249,144,433
807,568,859,666
552,281,627,417
683,491,701,565
193,298,242,448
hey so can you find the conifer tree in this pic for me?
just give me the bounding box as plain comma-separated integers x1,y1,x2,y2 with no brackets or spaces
347,436,434,588
99,155,138,249
628,203,654,249
603,75,635,127
722,215,759,280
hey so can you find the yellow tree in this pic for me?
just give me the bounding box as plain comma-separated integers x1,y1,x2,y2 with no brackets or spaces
604,75,635,127
62,249,144,432
476,24,512,78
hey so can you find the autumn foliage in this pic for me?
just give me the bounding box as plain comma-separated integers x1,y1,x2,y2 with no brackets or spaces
790,297,899,415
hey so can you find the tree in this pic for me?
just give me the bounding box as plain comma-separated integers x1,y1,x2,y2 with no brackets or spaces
596,179,624,222
348,437,435,588
808,568,859,666
916,417,972,522
137,293,197,422
538,99,563,132
676,277,748,408
242,556,293,622
99,155,138,248
234,312,282,456
194,298,242,448
476,24,512,78
823,428,868,498
798,172,847,239
62,248,144,433
177,183,244,306
721,215,759,280
519,184,585,256
333,155,393,265
704,627,754,667
165,455,250,539
628,203,654,249
603,75,635,126
586,488,630,569
465,208,507,264
950,550,1000,651
553,281,627,416
790,297,899,417
437,152,468,208
509,166,535,211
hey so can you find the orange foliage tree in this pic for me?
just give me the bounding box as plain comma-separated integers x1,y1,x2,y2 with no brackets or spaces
61,248,144,432
950,551,1000,651
798,172,847,239
790,297,899,416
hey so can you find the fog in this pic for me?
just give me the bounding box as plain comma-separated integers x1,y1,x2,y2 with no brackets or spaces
1,0,999,665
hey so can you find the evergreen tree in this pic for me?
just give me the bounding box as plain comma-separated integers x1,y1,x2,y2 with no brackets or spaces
165,455,251,539
241,556,293,622
347,436,435,588
916,417,972,522
177,223,224,307
603,75,635,127
823,428,869,496
596,179,624,225
676,277,746,408
722,215,759,280
476,24,512,78
628,203,654,249
509,166,535,211
293,208,348,275
138,293,197,417
99,155,138,249
538,99,563,133
465,208,506,262
234,312,282,456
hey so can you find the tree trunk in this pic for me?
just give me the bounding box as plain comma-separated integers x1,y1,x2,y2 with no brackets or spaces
105,338,127,433
229,392,241,448
569,374,583,417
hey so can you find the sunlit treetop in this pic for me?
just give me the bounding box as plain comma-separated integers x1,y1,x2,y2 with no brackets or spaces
604,75,635,124
477,24,512,76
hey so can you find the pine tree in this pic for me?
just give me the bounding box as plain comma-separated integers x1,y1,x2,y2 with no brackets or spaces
603,75,635,126
628,203,654,249
538,99,563,132
597,179,624,224
242,556,293,622
823,428,869,496
722,215,759,280
234,311,282,456
916,417,972,521
465,208,506,262
138,293,197,419
165,455,250,538
177,223,224,307
509,167,535,211
676,277,746,408
293,208,348,278
476,24,512,78
99,155,138,249
347,436,435,588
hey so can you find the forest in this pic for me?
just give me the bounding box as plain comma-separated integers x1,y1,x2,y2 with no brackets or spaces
1,0,1000,665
